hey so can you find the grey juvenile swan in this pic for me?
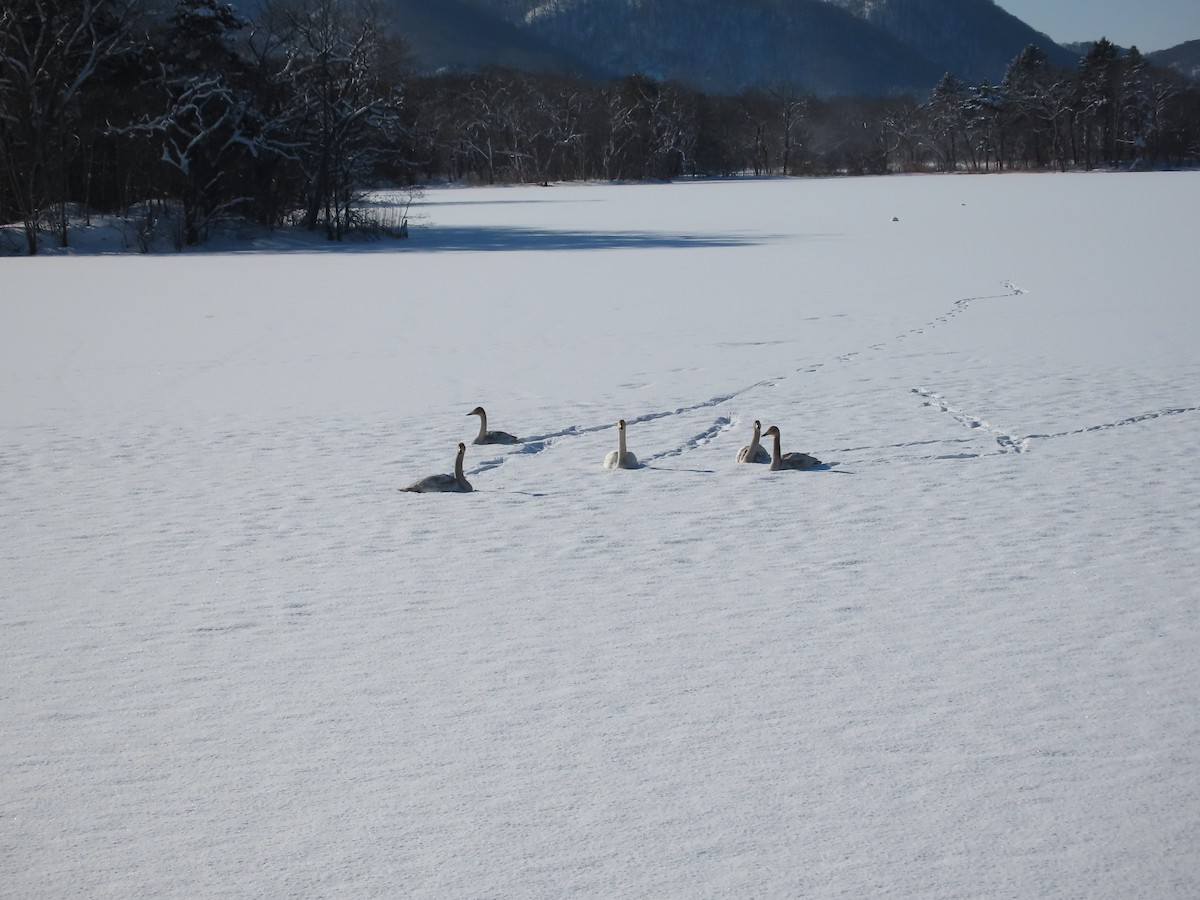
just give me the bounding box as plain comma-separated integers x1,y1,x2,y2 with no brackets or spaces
736,419,772,464
402,442,473,492
468,406,520,444
762,425,822,471
603,419,639,469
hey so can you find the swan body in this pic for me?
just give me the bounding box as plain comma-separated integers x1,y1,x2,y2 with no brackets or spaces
402,442,473,492
468,406,520,444
762,425,822,471
736,419,772,464
603,419,639,469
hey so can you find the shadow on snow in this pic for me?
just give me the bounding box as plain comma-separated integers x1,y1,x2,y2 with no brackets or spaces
400,225,767,253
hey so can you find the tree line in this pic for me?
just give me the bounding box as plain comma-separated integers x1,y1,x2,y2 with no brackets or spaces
3,0,1199,254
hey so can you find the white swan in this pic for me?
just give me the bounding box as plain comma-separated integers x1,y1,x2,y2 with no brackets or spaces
468,406,521,444
762,425,822,471
402,442,473,492
603,419,639,469
736,419,771,464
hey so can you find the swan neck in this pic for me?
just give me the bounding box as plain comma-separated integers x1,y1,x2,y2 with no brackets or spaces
475,411,487,441
618,427,627,458
770,432,782,469
455,447,466,483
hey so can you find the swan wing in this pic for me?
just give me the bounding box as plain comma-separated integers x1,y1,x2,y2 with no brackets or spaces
781,452,822,470
402,473,462,492
738,444,770,463
484,430,521,444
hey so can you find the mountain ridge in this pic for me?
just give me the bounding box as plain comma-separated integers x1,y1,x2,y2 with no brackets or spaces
1148,39,1200,83
388,0,600,77
390,0,1200,96
822,0,1077,83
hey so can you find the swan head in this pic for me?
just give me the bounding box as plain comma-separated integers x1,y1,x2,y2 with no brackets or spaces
617,419,626,430
763,425,781,438
753,419,762,432
467,406,485,417
457,442,467,453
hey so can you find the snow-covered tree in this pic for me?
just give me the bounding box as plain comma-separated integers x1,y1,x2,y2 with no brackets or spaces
924,72,968,171
1077,38,1122,168
130,0,259,245
271,0,407,239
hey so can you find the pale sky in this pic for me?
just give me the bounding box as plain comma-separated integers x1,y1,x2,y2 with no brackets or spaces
998,0,1200,52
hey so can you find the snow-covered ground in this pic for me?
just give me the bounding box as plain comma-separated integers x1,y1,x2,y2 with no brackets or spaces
3,173,1199,898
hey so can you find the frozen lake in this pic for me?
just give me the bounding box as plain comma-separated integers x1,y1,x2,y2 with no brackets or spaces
3,172,1199,897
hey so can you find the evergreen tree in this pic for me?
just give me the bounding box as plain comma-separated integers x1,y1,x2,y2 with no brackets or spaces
926,72,968,170
1078,38,1122,168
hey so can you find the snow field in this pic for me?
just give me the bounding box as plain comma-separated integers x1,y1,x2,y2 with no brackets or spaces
3,172,1199,897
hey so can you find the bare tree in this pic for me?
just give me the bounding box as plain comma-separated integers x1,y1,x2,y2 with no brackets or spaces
130,77,262,246
768,83,807,176
531,77,587,183
0,0,138,253
881,98,926,171
270,0,405,238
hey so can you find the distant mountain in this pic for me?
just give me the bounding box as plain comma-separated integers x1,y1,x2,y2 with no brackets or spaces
823,0,1077,83
475,0,947,96
1057,38,1200,84
1059,41,1105,57
1148,40,1200,84
387,0,1085,96
388,0,600,77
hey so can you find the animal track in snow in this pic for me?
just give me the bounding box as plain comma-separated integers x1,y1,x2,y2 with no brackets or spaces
912,387,1028,454
834,281,1026,364
1024,406,1200,446
466,283,1034,478
912,388,1198,459
645,416,734,462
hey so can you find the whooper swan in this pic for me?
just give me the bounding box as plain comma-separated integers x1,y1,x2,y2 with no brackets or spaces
402,442,473,492
603,419,639,469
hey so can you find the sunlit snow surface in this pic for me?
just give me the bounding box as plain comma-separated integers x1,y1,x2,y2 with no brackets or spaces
3,173,1199,897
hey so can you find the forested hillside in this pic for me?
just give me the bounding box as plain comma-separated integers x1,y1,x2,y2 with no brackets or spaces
1149,40,1200,84
456,0,946,96
387,0,597,78
825,0,1077,83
